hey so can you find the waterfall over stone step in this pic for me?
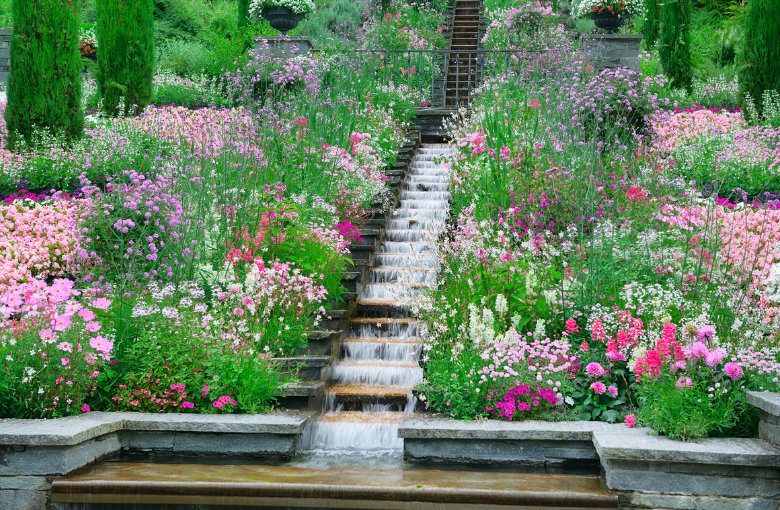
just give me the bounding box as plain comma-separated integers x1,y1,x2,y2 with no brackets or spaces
308,143,454,454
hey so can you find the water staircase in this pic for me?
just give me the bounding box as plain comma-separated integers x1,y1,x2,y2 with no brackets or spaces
308,143,454,452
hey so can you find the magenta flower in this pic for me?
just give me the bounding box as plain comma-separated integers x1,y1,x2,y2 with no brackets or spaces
61,358,70,366
724,362,744,381
81,404,90,412
180,402,195,409
607,385,618,397
624,414,636,428
590,382,606,394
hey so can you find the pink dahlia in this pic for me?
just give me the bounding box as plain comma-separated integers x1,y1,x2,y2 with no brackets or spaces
723,362,743,381
590,382,606,395
585,362,606,377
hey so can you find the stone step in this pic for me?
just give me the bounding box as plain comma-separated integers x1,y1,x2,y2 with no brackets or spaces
327,383,411,405
51,462,619,508
275,355,331,380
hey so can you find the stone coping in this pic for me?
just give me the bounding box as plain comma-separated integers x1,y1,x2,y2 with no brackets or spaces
400,416,780,467
747,391,780,416
253,36,312,42
0,410,314,446
398,415,612,440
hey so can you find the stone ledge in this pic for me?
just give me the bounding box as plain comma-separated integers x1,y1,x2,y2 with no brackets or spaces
398,415,612,440
747,391,780,417
593,428,780,468
0,410,314,446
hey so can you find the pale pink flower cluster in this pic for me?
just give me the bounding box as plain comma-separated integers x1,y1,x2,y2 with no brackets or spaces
650,109,746,153
0,201,81,293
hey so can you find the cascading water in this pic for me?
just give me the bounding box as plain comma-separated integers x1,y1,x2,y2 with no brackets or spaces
309,143,453,454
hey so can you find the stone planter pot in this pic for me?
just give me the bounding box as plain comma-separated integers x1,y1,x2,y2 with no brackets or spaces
263,7,304,36
592,13,624,34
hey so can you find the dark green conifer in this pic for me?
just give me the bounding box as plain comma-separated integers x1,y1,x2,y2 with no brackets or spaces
5,0,83,149
738,0,780,116
644,0,660,49
96,0,154,115
659,0,692,90
238,0,251,28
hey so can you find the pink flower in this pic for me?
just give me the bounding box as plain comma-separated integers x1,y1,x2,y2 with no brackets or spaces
688,342,709,359
607,385,618,397
705,348,726,368
81,404,90,412
696,325,716,343
39,328,55,343
624,413,636,428
585,362,605,377
92,298,111,310
590,382,606,394
675,376,693,389
61,358,70,366
565,318,579,334
84,352,97,365
85,321,101,332
180,402,195,409
724,362,743,381
78,308,96,321
55,377,63,384
52,314,72,331
56,341,73,353
233,307,244,317
517,402,531,411
89,336,114,353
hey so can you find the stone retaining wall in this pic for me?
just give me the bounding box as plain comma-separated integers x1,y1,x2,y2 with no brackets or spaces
583,33,642,72
400,392,780,510
0,411,313,510
0,28,10,90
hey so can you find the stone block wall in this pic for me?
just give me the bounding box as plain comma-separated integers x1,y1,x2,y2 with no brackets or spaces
583,34,643,72
0,28,10,90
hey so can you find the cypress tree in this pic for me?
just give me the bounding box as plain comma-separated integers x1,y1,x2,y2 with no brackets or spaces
238,0,251,28
644,0,660,49
96,0,154,116
659,0,692,90
5,0,83,150
738,0,780,116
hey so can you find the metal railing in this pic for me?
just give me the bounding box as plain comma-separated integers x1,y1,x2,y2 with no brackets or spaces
315,49,532,108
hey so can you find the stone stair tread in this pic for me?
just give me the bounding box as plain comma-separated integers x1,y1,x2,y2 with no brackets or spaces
351,317,419,324
335,359,420,369
317,410,407,424
327,383,411,398
280,380,325,397
343,335,421,344
307,330,340,341
275,355,331,367
51,463,619,507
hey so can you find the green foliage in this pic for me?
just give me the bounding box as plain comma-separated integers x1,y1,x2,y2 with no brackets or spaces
0,0,11,27
5,0,84,150
644,0,660,47
96,0,155,115
156,38,211,76
738,0,780,117
298,0,365,47
659,0,693,90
